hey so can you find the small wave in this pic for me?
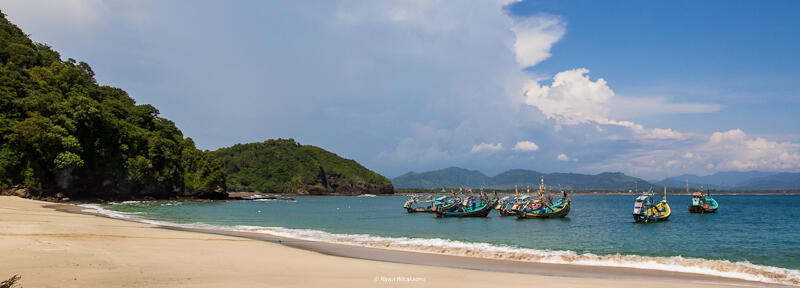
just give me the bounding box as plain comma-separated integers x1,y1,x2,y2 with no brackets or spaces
253,199,297,202
80,204,799,286
79,204,142,219
233,226,799,286
357,194,377,197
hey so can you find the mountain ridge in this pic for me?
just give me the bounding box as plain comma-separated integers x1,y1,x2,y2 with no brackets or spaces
392,167,649,191
394,167,800,191
655,171,800,190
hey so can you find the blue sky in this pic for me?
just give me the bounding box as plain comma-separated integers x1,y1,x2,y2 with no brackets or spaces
2,0,799,179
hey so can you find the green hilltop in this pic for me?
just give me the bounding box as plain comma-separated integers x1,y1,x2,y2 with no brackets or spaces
0,11,226,200
211,139,393,195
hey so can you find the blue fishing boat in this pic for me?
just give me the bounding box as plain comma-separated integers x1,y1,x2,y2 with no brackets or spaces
688,186,718,213
436,195,497,218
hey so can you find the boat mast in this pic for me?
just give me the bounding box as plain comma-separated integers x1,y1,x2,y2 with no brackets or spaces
539,176,545,195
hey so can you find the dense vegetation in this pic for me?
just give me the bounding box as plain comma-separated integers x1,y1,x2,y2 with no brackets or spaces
393,167,650,191
212,139,393,194
0,12,226,200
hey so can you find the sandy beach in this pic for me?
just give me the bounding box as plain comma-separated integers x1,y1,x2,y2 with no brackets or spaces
0,196,779,288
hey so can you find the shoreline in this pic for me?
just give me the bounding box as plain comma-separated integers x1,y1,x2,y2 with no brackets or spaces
54,200,789,287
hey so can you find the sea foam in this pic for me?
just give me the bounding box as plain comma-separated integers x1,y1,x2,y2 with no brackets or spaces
79,204,799,286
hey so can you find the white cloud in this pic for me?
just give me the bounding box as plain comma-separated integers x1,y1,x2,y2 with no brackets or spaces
708,128,746,145
523,68,614,125
513,140,539,151
471,142,504,153
510,14,566,68
647,128,684,139
557,153,575,161
585,129,800,178
706,129,800,171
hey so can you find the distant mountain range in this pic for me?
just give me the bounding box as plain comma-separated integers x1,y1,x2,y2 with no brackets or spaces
392,167,648,191
392,167,800,191
654,171,800,190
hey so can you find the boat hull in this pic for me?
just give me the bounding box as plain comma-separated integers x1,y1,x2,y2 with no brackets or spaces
436,200,496,218
498,209,517,216
406,207,435,213
632,213,670,223
688,205,717,213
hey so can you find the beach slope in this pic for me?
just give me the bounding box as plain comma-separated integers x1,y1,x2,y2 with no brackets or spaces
0,196,758,288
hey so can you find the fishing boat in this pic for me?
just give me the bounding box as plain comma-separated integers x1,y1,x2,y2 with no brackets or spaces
436,195,497,218
688,186,718,213
494,195,511,210
632,186,671,223
498,185,532,216
404,195,460,213
516,177,571,219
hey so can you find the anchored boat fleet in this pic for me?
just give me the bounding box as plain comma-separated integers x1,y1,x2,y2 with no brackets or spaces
403,177,718,223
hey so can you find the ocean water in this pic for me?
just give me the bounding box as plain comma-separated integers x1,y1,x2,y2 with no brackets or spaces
83,194,800,285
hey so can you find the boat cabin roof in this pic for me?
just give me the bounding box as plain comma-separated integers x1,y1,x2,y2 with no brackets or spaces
635,195,650,201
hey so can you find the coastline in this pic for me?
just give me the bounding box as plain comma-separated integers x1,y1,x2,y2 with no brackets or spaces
1,196,788,287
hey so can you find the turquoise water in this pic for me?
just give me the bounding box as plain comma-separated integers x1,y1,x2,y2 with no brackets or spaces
89,194,800,285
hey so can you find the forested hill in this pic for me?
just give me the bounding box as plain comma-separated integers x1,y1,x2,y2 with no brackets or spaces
211,139,393,195
0,12,226,200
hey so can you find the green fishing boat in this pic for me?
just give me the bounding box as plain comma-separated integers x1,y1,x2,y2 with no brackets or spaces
436,195,497,218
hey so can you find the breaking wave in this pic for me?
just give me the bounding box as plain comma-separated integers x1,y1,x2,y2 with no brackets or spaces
79,204,799,286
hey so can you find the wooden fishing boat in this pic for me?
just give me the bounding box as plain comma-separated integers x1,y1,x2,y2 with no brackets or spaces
498,195,530,216
516,177,571,219
436,196,497,218
517,194,570,218
688,188,718,213
632,186,671,223
494,195,511,210
404,195,461,213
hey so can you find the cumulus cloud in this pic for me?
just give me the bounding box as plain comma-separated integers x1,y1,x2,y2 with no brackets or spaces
705,129,800,171
471,142,504,153
523,68,614,125
513,140,539,151
521,68,716,141
510,14,566,68
586,129,800,178
557,153,575,161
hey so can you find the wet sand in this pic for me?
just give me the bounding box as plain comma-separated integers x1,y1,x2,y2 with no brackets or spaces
0,196,784,287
